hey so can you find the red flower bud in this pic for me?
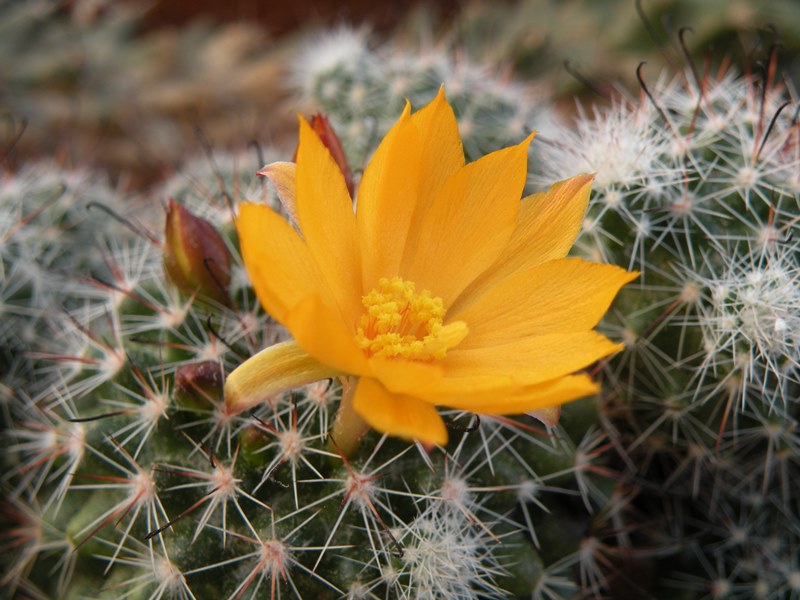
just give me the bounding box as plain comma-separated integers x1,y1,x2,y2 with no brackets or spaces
164,199,231,306
174,360,224,408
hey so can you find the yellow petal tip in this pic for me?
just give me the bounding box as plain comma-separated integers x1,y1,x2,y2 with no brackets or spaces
523,130,537,146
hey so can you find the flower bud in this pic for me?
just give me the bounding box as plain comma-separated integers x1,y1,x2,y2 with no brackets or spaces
163,199,231,306
239,424,269,467
174,360,224,409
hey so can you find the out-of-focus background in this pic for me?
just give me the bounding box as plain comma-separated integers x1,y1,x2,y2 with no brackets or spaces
2,0,799,188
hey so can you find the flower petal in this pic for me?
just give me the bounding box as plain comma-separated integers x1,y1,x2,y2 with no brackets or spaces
356,88,464,289
257,161,298,225
236,202,333,324
369,355,444,396
401,133,534,306
454,174,593,308
437,374,598,415
284,294,371,376
352,377,448,445
514,173,594,263
296,116,362,321
224,340,340,414
422,331,623,396
451,258,638,343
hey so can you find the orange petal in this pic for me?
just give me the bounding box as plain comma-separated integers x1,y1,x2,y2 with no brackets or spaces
452,258,638,344
352,377,448,446
401,132,534,306
454,174,594,309
369,355,444,397
284,294,371,376
438,374,598,415
236,202,333,324
426,331,623,396
356,89,464,289
296,116,362,322
224,340,340,414
406,86,465,195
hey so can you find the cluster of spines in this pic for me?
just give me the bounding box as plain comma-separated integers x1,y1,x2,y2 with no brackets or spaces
531,48,800,597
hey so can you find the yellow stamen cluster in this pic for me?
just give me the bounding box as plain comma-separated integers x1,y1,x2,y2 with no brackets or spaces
356,277,448,360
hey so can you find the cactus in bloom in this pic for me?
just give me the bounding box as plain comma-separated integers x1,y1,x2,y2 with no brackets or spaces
1,103,629,598
3,11,800,600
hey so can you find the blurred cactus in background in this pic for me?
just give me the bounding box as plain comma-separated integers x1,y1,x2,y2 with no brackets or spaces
0,0,289,183
419,0,800,97
290,26,556,164
3,0,800,598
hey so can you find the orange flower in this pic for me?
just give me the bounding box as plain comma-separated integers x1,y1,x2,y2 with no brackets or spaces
225,89,636,451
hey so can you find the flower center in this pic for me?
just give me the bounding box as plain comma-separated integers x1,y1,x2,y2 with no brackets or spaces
355,277,465,361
